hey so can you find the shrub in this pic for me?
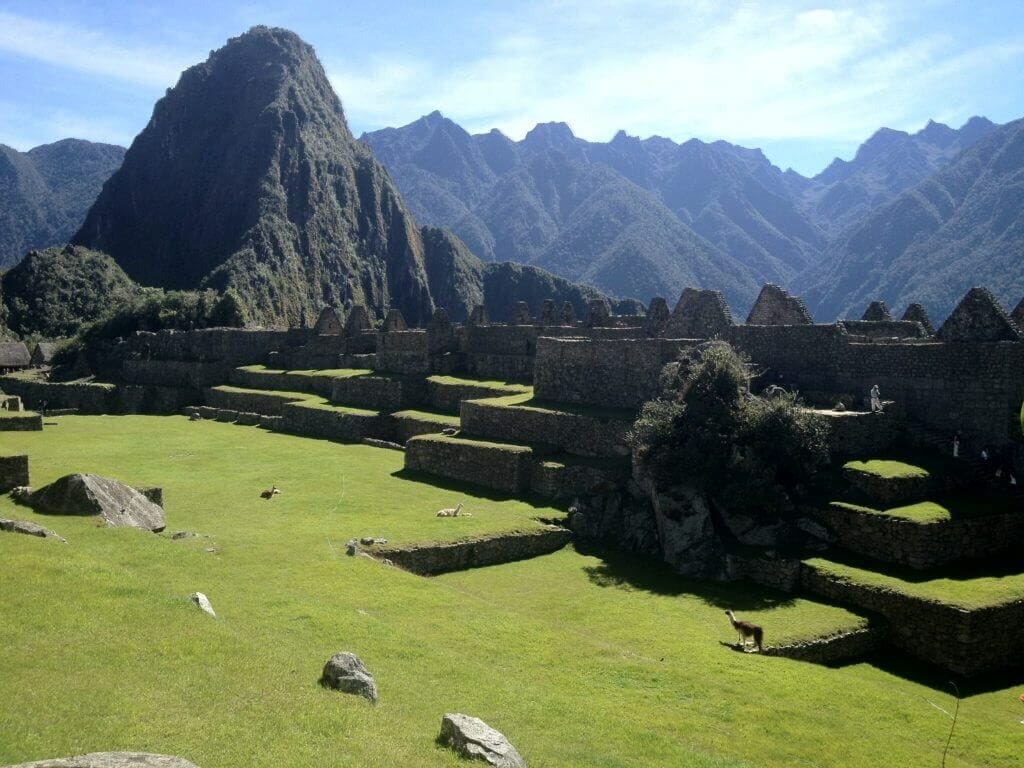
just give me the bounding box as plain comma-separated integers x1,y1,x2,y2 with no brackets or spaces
630,341,828,518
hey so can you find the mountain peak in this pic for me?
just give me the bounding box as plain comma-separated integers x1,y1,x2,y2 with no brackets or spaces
523,121,577,149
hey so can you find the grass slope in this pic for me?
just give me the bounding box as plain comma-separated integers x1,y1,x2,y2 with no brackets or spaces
1,416,1022,767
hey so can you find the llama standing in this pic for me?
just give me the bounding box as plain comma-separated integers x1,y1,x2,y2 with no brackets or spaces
725,610,764,653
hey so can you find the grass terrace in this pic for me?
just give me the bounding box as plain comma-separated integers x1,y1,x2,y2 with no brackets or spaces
235,364,374,379
425,375,531,394
830,495,1016,524
2,416,1023,767
471,391,637,421
843,458,931,479
804,553,1024,610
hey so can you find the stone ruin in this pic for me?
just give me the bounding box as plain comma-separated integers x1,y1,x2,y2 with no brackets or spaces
900,303,935,335
382,308,407,333
312,306,342,335
1011,296,1024,331
343,305,371,336
936,287,1023,342
538,299,557,326
559,301,577,325
644,297,670,337
511,301,533,326
468,305,489,326
586,298,610,328
745,284,813,325
860,301,892,322
665,288,733,338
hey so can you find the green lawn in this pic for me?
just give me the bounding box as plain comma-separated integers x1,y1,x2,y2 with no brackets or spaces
391,409,462,427
1,416,1022,767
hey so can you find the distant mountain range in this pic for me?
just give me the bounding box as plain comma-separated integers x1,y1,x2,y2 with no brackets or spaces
362,113,1000,317
0,140,124,269
0,25,1019,328
797,116,1024,319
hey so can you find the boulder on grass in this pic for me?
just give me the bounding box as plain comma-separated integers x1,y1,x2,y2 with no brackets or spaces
320,651,377,703
439,713,526,768
16,474,165,532
3,753,199,768
189,592,216,618
0,518,66,542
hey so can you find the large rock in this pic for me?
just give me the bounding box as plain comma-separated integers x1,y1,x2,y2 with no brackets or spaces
439,713,526,768
3,753,198,768
17,474,165,532
319,651,377,703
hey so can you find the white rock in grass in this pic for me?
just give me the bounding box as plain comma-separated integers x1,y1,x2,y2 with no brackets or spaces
3,753,199,768
320,651,378,703
189,592,216,618
439,713,527,767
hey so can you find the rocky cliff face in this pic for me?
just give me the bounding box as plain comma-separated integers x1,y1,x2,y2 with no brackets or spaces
72,27,617,327
73,27,447,326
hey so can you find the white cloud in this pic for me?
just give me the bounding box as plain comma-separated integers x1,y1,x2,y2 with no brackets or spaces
0,11,191,88
329,0,1024,154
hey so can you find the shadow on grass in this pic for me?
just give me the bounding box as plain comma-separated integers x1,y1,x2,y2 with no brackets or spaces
863,646,1024,697
575,541,796,610
390,468,567,511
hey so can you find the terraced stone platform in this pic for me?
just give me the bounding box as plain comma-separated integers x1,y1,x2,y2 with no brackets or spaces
460,393,634,458
801,555,1024,676
228,365,373,396
813,496,1024,569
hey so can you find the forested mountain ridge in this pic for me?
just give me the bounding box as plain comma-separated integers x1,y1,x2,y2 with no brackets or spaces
0,139,124,269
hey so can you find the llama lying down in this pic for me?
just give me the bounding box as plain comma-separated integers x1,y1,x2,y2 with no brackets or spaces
436,503,471,517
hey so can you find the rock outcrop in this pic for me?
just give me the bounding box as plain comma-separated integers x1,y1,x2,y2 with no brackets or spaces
320,651,377,703
438,713,526,768
16,474,165,532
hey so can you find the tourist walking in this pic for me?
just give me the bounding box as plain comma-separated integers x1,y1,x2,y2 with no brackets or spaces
869,384,882,413
953,434,960,458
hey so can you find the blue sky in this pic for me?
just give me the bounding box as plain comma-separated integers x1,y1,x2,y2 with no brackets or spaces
1,0,1022,175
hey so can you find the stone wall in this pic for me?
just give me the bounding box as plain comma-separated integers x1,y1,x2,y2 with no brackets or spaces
533,337,692,408
801,563,1024,676
122,359,229,388
122,328,287,364
817,410,902,456
834,341,1024,444
203,387,299,417
812,503,1024,569
331,376,404,410
373,527,571,576
460,399,632,458
745,284,813,326
0,455,29,492
839,320,928,340
0,414,42,431
0,376,196,416
376,331,430,374
276,403,385,442
405,435,534,493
